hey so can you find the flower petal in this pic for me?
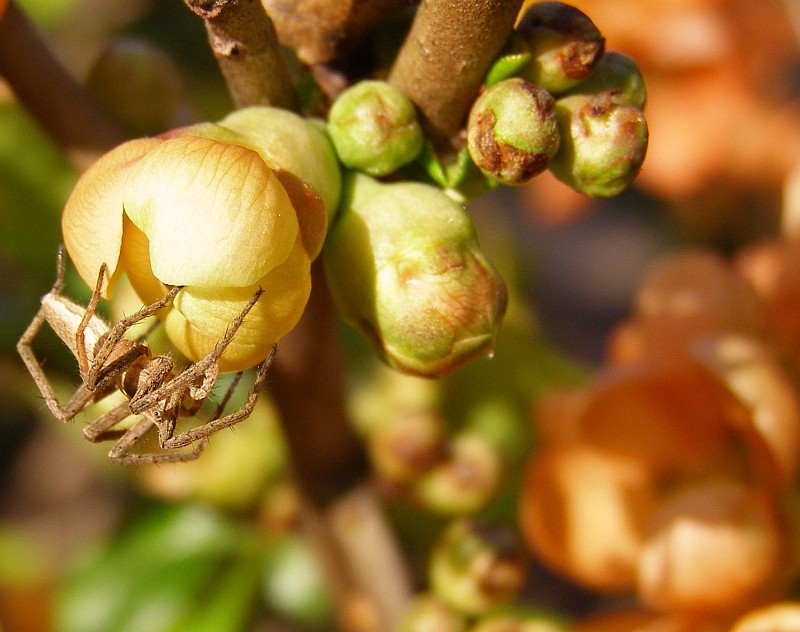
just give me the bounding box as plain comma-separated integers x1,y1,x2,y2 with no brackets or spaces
62,137,163,296
163,236,311,371
123,135,298,287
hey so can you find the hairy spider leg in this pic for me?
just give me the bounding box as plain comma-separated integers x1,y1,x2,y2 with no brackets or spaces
107,413,209,466
163,345,277,451
17,249,114,421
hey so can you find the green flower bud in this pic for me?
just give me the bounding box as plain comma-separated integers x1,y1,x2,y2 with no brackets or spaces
568,51,647,109
471,615,565,632
549,91,648,197
467,78,560,186
399,594,468,632
324,173,507,377
516,1,605,94
369,411,447,483
86,38,183,136
328,80,424,176
429,520,526,616
414,432,502,515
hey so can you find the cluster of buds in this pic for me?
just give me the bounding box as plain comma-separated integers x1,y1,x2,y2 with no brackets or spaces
62,106,339,371
520,244,800,625
467,2,648,195
350,367,504,515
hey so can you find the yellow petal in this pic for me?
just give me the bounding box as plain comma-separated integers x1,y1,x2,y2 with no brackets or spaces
119,215,170,305
62,137,163,296
164,237,312,371
124,136,298,287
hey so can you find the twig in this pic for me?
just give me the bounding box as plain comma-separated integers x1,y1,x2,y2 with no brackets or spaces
183,0,296,109
388,0,523,148
0,1,127,166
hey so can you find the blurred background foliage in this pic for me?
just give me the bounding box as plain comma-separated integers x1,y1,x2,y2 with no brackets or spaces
1,0,800,631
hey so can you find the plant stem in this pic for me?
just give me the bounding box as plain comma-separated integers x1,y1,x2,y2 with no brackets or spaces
264,0,414,65
0,1,126,166
183,0,297,109
388,0,523,148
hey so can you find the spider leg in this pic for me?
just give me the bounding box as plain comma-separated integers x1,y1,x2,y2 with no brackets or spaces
108,414,209,466
75,262,107,380
86,284,182,390
163,346,276,450
83,397,138,442
129,287,264,415
17,295,98,422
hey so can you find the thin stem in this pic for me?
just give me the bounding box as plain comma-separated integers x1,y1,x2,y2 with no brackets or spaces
388,0,523,148
0,1,126,166
183,0,296,109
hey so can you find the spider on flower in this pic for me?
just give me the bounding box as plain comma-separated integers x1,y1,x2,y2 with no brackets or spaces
17,247,275,465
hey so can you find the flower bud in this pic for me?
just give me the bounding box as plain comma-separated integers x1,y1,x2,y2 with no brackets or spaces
414,432,502,515
328,80,424,176
86,38,184,136
429,519,526,616
637,479,781,613
548,91,648,197
516,2,605,94
62,120,315,371
398,594,468,632
324,173,507,377
731,602,800,632
369,411,447,483
467,77,559,186
567,51,647,109
471,615,565,632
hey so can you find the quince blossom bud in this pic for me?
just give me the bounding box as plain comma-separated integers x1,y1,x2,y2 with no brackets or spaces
62,119,316,371
399,595,468,632
86,39,184,136
516,2,605,94
467,77,560,185
568,51,647,109
548,91,648,197
327,80,424,176
429,520,526,616
324,173,507,377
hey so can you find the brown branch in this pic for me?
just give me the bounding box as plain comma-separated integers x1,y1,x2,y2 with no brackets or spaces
183,0,297,109
0,1,127,166
264,0,416,65
388,0,523,148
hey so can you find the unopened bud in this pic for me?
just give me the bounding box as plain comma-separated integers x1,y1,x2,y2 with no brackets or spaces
414,432,502,515
516,1,605,94
86,39,183,136
399,594,468,632
324,173,507,377
472,614,565,632
328,80,424,176
467,78,559,186
369,411,447,483
429,519,526,616
549,91,648,197
568,51,647,109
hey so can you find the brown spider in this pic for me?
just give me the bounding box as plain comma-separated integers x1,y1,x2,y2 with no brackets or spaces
17,247,276,465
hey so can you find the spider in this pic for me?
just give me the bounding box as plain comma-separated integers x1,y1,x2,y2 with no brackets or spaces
17,246,276,466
